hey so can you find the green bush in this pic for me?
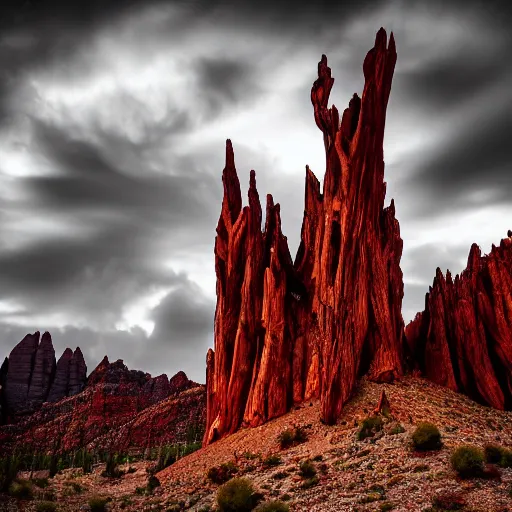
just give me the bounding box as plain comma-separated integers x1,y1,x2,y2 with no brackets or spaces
484,444,504,464
379,503,394,511
0,456,21,492
498,447,512,468
389,424,405,435
278,429,295,449
207,461,239,484
411,422,442,451
36,502,57,512
278,426,308,449
88,496,109,512
254,500,290,512
217,477,257,512
263,454,282,468
32,477,49,488
357,416,383,441
9,479,34,499
450,445,484,478
298,460,316,478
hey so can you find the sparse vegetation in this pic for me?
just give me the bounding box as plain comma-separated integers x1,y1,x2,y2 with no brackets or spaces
389,424,405,435
379,502,395,511
498,447,512,468
36,502,58,512
216,477,257,512
254,500,290,512
263,454,282,468
9,479,34,499
300,475,319,489
88,496,109,512
207,461,239,484
278,426,308,449
411,422,442,451
431,492,466,510
450,445,484,478
298,460,316,478
484,443,504,464
357,416,383,441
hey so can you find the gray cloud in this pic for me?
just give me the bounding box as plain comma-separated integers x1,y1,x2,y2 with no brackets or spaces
0,0,511,380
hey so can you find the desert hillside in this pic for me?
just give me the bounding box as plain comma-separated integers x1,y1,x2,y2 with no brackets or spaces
2,377,511,512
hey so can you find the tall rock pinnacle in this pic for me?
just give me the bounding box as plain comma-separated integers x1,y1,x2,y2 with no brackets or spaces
204,28,405,444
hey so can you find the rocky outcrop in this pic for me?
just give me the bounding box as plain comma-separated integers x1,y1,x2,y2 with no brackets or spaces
204,28,405,444
0,357,8,422
2,331,86,420
405,233,512,410
0,360,202,455
4,332,41,415
26,332,56,410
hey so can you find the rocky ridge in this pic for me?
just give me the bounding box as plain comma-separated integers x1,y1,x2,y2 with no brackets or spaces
405,234,512,410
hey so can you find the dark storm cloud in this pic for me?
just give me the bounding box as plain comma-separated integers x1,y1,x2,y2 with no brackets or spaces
401,94,512,219
195,57,262,119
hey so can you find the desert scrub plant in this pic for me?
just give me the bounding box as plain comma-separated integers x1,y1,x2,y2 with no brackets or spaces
207,461,239,484
32,477,49,488
450,445,484,478
9,479,34,499
216,477,257,512
431,491,466,510
263,454,282,468
278,426,308,449
254,500,290,512
411,422,442,451
298,460,316,478
300,475,319,489
36,502,57,512
498,447,512,468
146,475,161,493
484,443,505,464
379,503,395,511
357,416,383,441
88,496,109,512
388,424,405,435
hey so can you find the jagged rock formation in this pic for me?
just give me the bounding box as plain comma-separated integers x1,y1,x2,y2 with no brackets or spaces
0,357,8,422
0,358,201,456
1,331,86,421
204,28,405,445
405,233,512,410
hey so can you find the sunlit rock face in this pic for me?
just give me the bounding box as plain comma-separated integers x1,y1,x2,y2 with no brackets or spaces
406,234,512,411
204,27,406,445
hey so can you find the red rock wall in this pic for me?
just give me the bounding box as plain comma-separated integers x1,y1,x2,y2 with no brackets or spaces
204,28,405,444
406,235,512,410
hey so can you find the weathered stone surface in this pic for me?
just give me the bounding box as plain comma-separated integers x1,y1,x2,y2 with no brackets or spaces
406,233,512,410
1,331,87,418
69,347,87,396
0,357,8,422
300,28,404,425
4,331,40,415
204,143,308,445
47,348,73,403
204,28,404,444
27,332,56,410
374,390,391,416
0,358,202,455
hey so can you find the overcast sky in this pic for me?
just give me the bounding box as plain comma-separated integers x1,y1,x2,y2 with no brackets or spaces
0,0,511,383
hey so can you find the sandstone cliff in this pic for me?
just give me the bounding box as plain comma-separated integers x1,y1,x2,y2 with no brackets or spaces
204,28,405,444
405,233,512,410
1,331,86,421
